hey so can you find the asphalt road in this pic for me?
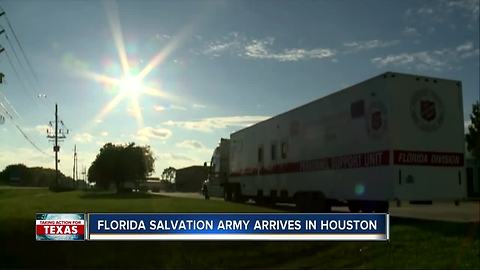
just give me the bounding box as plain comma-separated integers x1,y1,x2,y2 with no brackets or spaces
384,201,480,223
152,191,480,223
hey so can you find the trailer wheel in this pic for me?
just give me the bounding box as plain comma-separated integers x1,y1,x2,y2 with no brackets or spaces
231,185,243,203
356,201,389,213
296,193,316,212
358,201,375,213
295,192,330,212
315,193,331,213
223,185,232,201
202,185,209,200
373,201,389,213
255,197,272,206
294,193,308,212
348,201,360,213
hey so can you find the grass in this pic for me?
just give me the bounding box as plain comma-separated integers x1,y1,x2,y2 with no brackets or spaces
0,188,479,269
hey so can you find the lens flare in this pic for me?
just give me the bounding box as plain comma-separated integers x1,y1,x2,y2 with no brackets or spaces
71,0,190,131
355,184,365,196
120,76,142,98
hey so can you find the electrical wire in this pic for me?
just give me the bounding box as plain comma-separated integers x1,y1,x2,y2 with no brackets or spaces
2,49,38,106
0,90,21,119
0,7,53,109
0,6,59,158
14,123,52,157
0,101,51,157
0,29,46,109
4,33,38,96
0,7,40,85
0,101,14,119
0,57,54,158
0,97,51,157
0,51,49,157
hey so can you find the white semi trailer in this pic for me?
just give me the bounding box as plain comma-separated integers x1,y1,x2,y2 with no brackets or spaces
203,71,466,212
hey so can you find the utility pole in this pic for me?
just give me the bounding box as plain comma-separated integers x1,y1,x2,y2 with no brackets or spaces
54,104,58,185
82,165,88,190
73,145,77,181
0,72,5,125
81,165,86,181
46,103,68,188
75,146,78,181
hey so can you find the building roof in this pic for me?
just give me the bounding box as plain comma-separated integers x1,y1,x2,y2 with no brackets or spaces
177,165,205,171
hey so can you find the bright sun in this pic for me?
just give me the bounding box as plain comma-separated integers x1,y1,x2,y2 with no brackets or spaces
76,1,184,130
120,76,143,98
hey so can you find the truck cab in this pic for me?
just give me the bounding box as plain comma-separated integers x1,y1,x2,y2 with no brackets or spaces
202,138,230,199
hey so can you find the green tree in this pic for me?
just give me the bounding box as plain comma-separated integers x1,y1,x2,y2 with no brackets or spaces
466,101,480,159
88,143,155,192
0,164,66,187
161,167,176,183
0,164,30,185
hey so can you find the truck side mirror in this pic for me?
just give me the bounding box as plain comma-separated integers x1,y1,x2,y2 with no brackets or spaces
203,162,207,167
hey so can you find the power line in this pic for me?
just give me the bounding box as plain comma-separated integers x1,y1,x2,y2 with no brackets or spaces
0,29,46,109
0,7,41,85
4,31,52,109
0,7,53,110
1,47,38,105
0,90,21,119
4,32,37,93
0,7,57,159
0,65,50,157
0,99,51,157
14,123,51,157
0,100,14,119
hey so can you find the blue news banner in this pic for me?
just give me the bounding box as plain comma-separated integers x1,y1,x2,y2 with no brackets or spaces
87,213,389,241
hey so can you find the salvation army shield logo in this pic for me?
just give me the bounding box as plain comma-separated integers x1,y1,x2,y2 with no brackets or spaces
371,111,382,130
410,89,444,132
366,101,387,139
420,100,436,122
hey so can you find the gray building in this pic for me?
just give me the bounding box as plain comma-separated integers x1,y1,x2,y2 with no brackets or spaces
175,166,208,192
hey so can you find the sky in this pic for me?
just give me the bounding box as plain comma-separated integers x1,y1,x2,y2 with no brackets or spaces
0,0,478,178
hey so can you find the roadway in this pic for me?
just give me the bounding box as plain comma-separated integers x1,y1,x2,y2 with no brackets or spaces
151,191,480,223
